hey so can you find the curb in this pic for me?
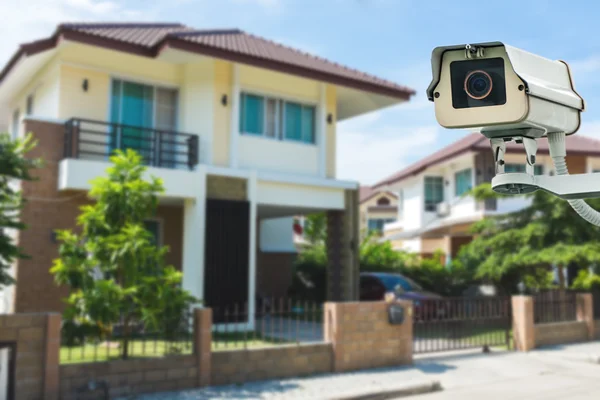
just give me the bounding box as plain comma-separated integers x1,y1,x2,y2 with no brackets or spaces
330,381,443,400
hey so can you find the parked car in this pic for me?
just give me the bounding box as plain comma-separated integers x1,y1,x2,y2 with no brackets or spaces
359,272,447,320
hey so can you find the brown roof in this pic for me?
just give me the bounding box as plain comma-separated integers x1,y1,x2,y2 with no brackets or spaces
0,23,415,100
374,132,600,188
359,185,398,203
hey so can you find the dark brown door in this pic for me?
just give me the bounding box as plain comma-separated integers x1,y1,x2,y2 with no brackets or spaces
204,199,250,323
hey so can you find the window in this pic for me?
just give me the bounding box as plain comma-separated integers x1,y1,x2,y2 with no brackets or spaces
239,92,316,144
367,218,395,233
26,94,34,115
505,163,543,175
377,197,390,206
424,176,444,212
11,109,19,140
110,79,178,161
144,220,161,245
455,168,472,197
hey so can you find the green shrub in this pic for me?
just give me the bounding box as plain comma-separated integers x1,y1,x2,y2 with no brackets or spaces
572,269,600,291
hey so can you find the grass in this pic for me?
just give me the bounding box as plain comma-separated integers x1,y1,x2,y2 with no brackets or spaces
60,330,295,364
60,339,193,364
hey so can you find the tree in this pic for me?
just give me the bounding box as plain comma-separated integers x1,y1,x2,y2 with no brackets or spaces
303,212,327,244
51,150,197,359
0,133,41,288
457,183,600,293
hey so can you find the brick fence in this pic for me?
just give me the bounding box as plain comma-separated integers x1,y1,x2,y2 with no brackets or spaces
513,293,597,351
2,295,599,398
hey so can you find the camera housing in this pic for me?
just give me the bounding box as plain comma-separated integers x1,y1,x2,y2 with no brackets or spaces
426,42,585,139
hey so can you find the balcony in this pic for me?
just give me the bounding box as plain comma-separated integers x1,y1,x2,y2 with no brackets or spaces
63,118,199,170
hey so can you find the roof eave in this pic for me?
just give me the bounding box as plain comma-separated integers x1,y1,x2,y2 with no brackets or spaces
0,27,416,101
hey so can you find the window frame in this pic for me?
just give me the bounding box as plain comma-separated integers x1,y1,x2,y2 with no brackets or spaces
11,109,20,140
239,90,318,145
454,168,473,197
424,176,444,212
367,218,396,233
26,94,34,116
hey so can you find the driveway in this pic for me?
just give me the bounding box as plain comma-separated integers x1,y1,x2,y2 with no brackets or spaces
126,341,600,400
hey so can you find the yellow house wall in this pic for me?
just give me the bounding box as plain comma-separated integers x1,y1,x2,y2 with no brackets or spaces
213,60,232,167
326,85,336,178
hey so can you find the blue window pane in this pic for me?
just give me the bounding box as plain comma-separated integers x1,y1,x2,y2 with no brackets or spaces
240,93,264,135
285,102,302,141
301,105,315,143
455,168,472,197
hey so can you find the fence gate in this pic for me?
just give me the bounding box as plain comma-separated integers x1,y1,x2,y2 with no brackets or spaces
413,297,512,354
0,342,15,400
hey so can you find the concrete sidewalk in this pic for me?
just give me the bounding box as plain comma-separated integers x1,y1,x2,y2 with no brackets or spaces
126,342,600,400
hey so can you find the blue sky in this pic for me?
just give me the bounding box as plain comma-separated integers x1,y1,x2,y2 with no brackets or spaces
1,0,600,184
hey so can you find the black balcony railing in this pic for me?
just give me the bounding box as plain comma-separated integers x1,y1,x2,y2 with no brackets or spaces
64,118,199,170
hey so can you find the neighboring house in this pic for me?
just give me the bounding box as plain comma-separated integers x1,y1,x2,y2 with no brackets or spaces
0,23,414,316
359,186,397,236
373,132,600,263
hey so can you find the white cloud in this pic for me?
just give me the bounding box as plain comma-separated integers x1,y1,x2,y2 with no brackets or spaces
336,113,440,185
569,55,600,75
0,0,150,67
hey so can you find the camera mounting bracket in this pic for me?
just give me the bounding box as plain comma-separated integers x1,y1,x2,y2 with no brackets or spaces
490,136,600,200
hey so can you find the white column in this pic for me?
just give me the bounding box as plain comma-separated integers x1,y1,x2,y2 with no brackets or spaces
229,64,240,169
247,171,258,329
318,83,327,178
182,167,207,302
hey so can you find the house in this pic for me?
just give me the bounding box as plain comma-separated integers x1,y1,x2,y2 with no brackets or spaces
373,132,600,263
359,186,398,235
0,23,414,316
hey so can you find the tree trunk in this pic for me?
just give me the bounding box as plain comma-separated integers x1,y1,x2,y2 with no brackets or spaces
557,264,566,321
122,314,130,360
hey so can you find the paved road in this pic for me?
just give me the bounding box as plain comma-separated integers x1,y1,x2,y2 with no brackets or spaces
400,342,600,400
127,342,600,400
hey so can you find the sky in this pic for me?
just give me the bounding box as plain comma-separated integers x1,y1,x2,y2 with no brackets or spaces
1,0,600,185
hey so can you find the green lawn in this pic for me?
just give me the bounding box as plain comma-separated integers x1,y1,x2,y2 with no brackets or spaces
60,331,292,364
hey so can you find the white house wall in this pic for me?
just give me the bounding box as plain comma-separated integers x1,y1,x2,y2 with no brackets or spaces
256,181,345,210
260,217,296,253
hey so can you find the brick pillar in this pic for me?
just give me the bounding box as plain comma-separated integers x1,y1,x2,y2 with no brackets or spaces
326,189,359,301
576,293,595,340
512,296,535,351
324,301,412,372
43,314,61,400
194,308,212,387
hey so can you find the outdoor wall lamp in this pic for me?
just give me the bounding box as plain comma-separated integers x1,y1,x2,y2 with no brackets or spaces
221,94,228,106
327,113,333,124
50,230,58,243
82,79,89,92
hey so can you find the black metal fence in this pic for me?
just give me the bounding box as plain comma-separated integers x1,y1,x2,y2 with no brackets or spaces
60,310,194,364
413,297,512,354
211,298,324,350
533,290,577,324
64,118,199,170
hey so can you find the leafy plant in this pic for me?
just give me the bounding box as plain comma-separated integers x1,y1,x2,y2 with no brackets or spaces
0,133,41,288
51,150,197,358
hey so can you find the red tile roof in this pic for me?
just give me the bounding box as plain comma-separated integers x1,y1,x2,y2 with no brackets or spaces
374,132,600,188
0,23,415,100
359,185,398,203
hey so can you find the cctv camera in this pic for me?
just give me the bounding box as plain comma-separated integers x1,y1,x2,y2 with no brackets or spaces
426,42,585,139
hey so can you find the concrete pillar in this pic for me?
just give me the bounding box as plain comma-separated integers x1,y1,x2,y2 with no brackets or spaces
324,300,412,372
512,296,535,351
229,64,239,168
576,293,595,340
194,308,213,387
326,189,359,301
318,83,327,178
182,168,207,302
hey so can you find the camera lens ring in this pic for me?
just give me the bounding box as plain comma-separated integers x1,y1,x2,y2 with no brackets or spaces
464,70,493,100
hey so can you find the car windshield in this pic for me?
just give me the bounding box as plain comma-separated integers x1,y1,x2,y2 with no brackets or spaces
377,275,423,292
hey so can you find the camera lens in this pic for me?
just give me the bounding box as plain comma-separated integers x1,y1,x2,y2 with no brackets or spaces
464,70,493,100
